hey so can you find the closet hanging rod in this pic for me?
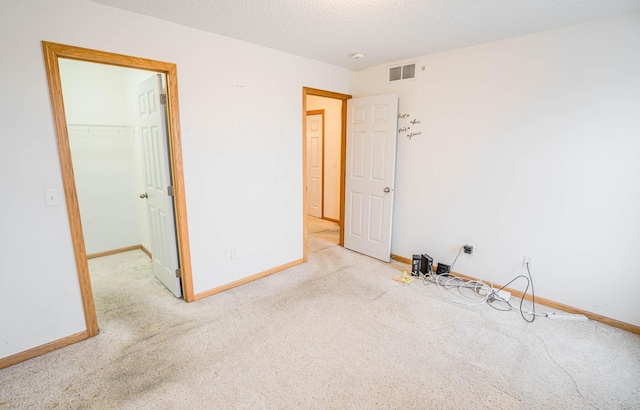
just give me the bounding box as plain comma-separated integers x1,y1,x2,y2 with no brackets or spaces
67,123,135,132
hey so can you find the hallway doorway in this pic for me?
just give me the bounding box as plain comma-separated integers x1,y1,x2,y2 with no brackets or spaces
302,87,351,261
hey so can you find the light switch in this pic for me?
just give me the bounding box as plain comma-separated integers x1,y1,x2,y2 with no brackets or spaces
44,189,61,207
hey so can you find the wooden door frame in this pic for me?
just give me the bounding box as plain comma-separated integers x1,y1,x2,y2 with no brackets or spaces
305,109,325,218
302,87,351,261
42,41,195,338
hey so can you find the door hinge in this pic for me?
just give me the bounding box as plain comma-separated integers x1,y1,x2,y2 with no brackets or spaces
167,185,174,196
160,94,167,105
175,268,182,278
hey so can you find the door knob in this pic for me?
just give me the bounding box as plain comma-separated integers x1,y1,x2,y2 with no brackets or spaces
383,187,391,193
139,193,148,199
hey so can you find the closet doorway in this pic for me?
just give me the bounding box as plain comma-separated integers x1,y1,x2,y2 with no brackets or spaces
59,60,182,299
43,42,194,338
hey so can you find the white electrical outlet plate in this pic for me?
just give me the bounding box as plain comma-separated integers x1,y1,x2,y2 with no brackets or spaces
523,256,533,268
44,189,61,207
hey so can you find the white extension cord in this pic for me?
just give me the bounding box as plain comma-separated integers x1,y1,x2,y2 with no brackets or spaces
546,312,588,321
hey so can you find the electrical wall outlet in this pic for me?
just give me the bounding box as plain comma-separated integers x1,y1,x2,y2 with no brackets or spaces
463,244,475,255
44,189,61,207
523,256,533,269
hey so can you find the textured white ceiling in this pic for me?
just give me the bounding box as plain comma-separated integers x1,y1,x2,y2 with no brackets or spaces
89,0,640,70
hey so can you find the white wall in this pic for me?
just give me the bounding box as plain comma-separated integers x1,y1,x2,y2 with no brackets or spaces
60,59,148,254
354,12,640,326
59,60,132,125
306,95,342,221
0,0,351,360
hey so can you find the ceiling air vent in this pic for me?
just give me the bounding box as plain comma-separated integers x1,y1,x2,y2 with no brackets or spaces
388,63,417,82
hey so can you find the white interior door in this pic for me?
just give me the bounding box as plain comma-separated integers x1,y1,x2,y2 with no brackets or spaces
344,94,399,262
306,113,323,218
137,74,182,298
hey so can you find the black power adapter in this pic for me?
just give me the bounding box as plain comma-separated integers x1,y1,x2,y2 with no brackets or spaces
436,263,451,276
411,255,421,276
420,254,433,276
411,253,434,277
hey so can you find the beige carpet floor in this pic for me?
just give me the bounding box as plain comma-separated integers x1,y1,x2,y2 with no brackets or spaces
306,216,340,244
1,219,639,409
